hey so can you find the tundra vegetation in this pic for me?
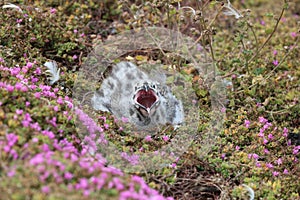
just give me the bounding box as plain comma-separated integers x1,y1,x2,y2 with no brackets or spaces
0,0,299,199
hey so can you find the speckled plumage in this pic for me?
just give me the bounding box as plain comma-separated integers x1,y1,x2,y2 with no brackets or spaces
91,62,184,129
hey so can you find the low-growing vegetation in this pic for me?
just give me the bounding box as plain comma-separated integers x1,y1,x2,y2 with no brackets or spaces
0,0,299,199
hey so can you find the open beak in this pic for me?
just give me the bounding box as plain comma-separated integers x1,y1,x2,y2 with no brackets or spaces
133,83,160,117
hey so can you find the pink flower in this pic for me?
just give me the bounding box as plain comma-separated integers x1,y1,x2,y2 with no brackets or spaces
64,172,73,180
25,101,30,107
272,171,280,177
258,116,268,124
252,153,259,160
273,50,278,56
283,127,288,137
221,153,226,160
293,146,299,155
26,62,33,68
266,163,273,169
283,169,288,174
50,8,57,14
268,134,274,140
57,97,64,104
6,85,14,92
162,135,169,142
290,32,297,38
264,148,270,154
235,145,240,151
255,162,261,167
244,120,250,128
53,106,59,112
276,158,282,165
34,92,41,99
144,135,152,142
7,169,16,177
72,55,78,60
16,109,23,115
272,60,279,66
41,186,50,194
34,67,41,75
170,163,177,168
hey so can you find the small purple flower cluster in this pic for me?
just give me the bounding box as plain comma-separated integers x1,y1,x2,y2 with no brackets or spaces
0,58,172,199
245,116,299,177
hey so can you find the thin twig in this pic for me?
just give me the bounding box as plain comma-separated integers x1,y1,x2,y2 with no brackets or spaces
245,5,286,66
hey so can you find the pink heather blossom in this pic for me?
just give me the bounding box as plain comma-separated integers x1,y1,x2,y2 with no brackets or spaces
34,92,41,98
6,133,18,146
41,186,50,194
293,146,299,155
276,158,282,165
162,135,169,142
258,129,264,137
77,178,89,189
7,169,16,177
16,109,23,115
26,62,33,68
10,67,20,76
258,116,268,124
120,152,139,165
272,171,280,177
10,149,18,159
25,101,30,107
50,8,57,14
260,20,265,25
64,172,73,180
264,148,270,154
283,169,288,174
6,85,14,92
144,135,152,142
248,154,252,159
32,138,39,143
72,55,78,60
244,120,250,128
34,67,41,75
255,162,261,167
53,106,59,111
221,107,226,113
272,60,279,66
57,97,64,104
263,138,268,144
235,146,240,151
268,134,274,140
31,76,39,83
273,50,278,56
103,124,109,129
53,88,59,93
283,127,288,137
29,154,44,165
252,153,259,160
170,163,177,168
221,153,226,160
266,163,274,169
290,32,297,38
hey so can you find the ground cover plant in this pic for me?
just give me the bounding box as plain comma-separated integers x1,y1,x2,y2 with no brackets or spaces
0,0,299,199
